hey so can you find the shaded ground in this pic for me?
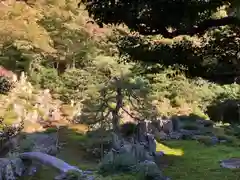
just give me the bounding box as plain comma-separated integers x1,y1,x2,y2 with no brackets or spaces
24,124,138,180
19,120,240,180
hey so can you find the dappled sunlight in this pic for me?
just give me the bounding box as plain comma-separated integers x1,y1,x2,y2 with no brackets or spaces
156,142,184,156
162,141,240,180
68,124,89,134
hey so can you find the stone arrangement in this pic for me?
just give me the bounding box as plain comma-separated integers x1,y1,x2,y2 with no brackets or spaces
143,116,215,141
100,122,169,180
0,133,95,180
220,158,240,169
0,71,235,179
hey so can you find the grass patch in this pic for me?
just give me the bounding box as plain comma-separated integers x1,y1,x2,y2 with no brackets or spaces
161,141,240,180
156,142,184,156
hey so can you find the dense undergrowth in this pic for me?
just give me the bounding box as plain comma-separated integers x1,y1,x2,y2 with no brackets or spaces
1,1,240,179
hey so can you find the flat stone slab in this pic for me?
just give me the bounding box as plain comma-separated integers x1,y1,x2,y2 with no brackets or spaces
220,158,240,169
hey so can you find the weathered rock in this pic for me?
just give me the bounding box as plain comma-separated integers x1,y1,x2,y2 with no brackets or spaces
6,133,58,157
136,160,165,180
19,152,83,173
100,149,137,172
100,130,161,179
3,163,16,180
111,132,121,150
179,129,202,136
169,132,182,140
0,158,26,180
13,104,24,119
146,133,157,156
151,120,162,132
196,119,214,128
155,151,164,157
54,171,95,180
136,121,148,142
220,158,240,169
22,122,45,133
171,116,181,132
192,135,219,145
0,152,94,180
10,158,25,176
160,119,173,134
155,131,168,141
25,110,39,123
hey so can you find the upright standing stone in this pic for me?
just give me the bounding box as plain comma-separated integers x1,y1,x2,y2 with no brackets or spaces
146,133,156,156
136,121,148,142
171,116,180,132
161,119,173,134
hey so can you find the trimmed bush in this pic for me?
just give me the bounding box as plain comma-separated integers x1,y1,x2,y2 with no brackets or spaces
207,99,240,124
0,76,13,94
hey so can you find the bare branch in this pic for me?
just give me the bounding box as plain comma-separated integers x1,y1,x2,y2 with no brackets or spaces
121,107,143,122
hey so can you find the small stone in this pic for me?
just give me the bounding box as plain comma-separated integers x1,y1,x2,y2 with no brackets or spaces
10,158,25,176
220,158,240,169
155,131,168,140
169,132,183,140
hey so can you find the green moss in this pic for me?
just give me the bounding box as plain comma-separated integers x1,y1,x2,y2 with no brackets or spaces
162,141,240,180
19,139,35,152
194,135,214,146
44,127,58,133
37,109,45,118
192,106,209,119
17,93,32,100
3,110,18,125
65,170,83,180
60,104,74,116
182,123,199,130
23,102,35,112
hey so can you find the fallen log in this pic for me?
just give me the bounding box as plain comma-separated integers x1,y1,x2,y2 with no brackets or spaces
19,152,83,173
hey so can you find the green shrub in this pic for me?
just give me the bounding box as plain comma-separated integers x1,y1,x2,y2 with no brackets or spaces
216,135,235,144
120,122,137,137
195,135,214,146
0,76,13,94
206,99,240,124
182,124,199,130
80,130,112,159
44,127,58,133
31,67,62,90
225,126,240,138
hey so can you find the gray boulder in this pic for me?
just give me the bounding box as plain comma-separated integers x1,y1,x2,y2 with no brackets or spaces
220,158,240,169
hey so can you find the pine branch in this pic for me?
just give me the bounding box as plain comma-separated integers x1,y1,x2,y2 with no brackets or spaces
138,16,240,38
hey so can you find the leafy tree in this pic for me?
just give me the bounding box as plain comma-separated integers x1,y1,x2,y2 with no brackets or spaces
78,73,154,132
81,0,240,37
79,0,240,83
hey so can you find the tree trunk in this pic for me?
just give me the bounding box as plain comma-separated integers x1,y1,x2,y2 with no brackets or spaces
112,78,123,133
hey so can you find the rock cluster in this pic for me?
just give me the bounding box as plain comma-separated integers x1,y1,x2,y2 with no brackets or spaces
0,152,95,180
0,133,57,179
100,123,168,180
144,116,215,141
0,72,75,134
220,158,240,169
0,133,95,180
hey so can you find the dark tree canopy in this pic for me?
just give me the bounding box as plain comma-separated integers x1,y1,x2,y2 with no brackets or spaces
81,0,240,37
